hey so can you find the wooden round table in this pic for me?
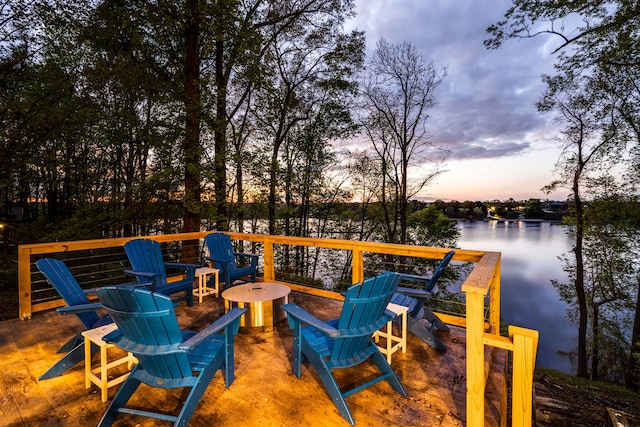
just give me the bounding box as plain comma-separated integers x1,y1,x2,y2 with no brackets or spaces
222,283,291,332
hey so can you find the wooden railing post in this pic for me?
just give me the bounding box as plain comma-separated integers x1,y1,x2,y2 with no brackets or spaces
462,251,501,426
352,245,364,284
466,290,486,426
488,260,501,334
18,245,32,320
263,238,275,281
509,326,539,427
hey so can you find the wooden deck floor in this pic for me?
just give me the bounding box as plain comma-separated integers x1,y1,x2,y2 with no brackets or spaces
0,291,506,426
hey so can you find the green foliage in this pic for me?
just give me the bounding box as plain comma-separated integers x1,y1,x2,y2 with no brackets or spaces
553,194,640,384
406,205,460,248
0,0,366,241
0,265,17,292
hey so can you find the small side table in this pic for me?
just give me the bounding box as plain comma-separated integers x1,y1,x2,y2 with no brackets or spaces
194,267,220,302
373,302,409,364
82,324,136,402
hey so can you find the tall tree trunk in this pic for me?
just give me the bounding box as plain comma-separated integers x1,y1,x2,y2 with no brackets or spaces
182,0,201,262
626,277,640,391
400,149,408,244
236,162,244,233
268,151,279,236
214,37,228,231
380,157,393,243
592,302,599,381
574,165,589,378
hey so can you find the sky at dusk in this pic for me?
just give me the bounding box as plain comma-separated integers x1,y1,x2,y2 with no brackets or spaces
347,0,571,202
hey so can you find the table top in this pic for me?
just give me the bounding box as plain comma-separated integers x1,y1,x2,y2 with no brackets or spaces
81,323,118,341
222,282,291,303
386,302,409,315
195,267,218,275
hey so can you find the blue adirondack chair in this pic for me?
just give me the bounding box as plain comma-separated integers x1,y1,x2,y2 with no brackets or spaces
95,286,246,426
204,232,258,289
282,272,407,425
123,238,199,306
35,258,113,380
389,250,455,351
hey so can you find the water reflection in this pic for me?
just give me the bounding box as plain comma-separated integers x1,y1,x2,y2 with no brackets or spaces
457,220,574,373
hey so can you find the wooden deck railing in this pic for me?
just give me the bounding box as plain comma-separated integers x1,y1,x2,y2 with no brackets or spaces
17,231,538,426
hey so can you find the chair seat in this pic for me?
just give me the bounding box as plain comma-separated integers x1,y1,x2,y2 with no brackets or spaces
389,292,420,316
302,319,339,358
231,265,256,280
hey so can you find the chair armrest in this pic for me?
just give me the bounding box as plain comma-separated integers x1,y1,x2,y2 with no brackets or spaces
396,286,435,298
396,272,433,283
206,256,230,263
281,303,340,338
180,308,247,350
123,269,159,279
164,262,199,279
57,302,103,315
120,281,154,289
81,280,150,298
103,328,122,343
165,262,200,270
233,252,258,260
384,308,399,320
234,252,258,266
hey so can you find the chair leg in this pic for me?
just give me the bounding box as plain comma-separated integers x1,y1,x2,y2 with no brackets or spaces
186,288,194,307
290,323,303,378
57,333,83,354
407,316,447,351
302,348,356,426
370,349,408,397
174,364,219,426
98,372,142,427
39,341,97,380
218,338,234,387
423,307,450,332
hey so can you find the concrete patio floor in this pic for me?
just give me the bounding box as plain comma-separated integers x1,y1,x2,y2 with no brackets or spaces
0,290,506,426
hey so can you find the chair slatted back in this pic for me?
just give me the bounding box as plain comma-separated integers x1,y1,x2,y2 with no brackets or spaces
204,232,235,273
409,250,455,318
97,286,193,382
124,239,169,285
424,250,455,293
332,273,399,362
36,258,100,329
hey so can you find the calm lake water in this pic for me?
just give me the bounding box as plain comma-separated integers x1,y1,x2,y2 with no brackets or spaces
456,220,574,373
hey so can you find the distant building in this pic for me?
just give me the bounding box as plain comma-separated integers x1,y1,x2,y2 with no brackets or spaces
543,201,569,213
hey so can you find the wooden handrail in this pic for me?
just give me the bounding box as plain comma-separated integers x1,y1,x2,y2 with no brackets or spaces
17,231,536,426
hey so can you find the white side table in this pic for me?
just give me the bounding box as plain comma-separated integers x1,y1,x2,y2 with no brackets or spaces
194,267,220,302
373,302,409,364
82,324,136,402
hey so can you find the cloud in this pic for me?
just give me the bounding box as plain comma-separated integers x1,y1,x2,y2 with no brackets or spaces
348,0,559,162
445,141,531,160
